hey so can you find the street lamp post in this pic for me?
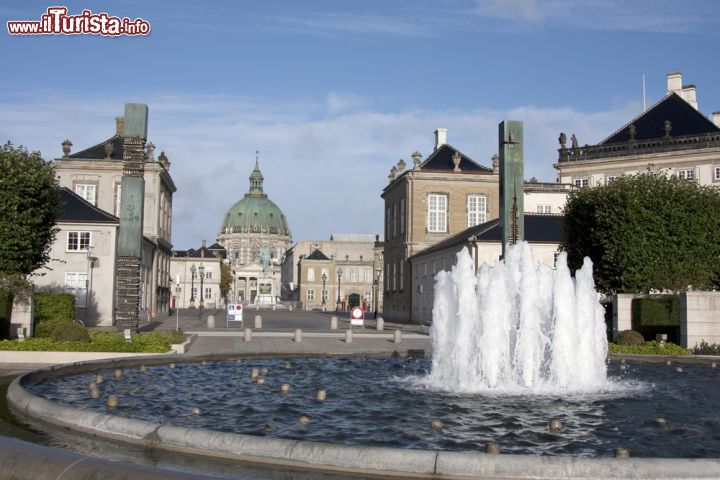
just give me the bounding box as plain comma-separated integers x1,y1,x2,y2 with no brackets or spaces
198,263,205,309
232,270,236,304
321,272,327,311
336,267,343,311
189,263,196,308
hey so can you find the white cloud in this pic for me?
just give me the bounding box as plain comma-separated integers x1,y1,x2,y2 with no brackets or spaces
0,90,638,249
268,12,431,37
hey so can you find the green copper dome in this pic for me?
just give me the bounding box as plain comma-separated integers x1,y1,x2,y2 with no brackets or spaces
220,161,291,236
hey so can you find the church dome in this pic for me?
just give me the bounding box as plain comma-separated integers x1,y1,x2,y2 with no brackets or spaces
220,161,291,236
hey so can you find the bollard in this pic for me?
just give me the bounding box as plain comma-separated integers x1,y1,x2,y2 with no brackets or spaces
549,419,562,433
345,329,353,343
207,314,215,329
254,315,262,329
281,383,290,395
295,329,303,343
244,328,252,342
485,442,501,454
614,448,630,458
394,329,402,344
316,390,327,402
113,369,122,380
376,317,384,331
106,395,119,409
330,316,338,330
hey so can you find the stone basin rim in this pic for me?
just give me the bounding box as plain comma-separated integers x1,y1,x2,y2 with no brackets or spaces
6,354,720,480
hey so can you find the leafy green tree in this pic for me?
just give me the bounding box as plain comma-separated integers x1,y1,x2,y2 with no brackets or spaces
561,172,720,294
220,261,232,301
0,142,60,302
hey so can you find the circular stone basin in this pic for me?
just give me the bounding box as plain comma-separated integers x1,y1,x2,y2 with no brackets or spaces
26,357,720,458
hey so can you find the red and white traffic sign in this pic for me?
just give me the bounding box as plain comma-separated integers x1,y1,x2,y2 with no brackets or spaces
350,306,364,327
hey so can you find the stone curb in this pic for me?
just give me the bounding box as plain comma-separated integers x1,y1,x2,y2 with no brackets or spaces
0,351,169,364
7,358,720,479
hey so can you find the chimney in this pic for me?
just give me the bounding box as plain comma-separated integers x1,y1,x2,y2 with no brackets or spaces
667,72,682,94
115,116,125,136
434,128,447,151
201,239,207,248
681,84,698,110
713,112,720,128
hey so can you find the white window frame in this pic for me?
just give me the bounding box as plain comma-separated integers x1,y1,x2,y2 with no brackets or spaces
536,205,552,214
467,195,487,227
307,268,315,282
714,166,720,182
364,268,371,283
350,268,359,283
606,176,618,184
67,231,91,251
115,183,122,216
427,194,447,233
307,289,315,301
574,178,589,188
678,169,695,180
204,287,212,299
75,184,96,205
205,270,213,280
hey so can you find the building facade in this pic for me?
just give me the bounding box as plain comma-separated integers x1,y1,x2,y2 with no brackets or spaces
554,72,720,188
54,115,176,321
281,234,384,311
170,242,225,309
218,161,291,305
32,188,119,327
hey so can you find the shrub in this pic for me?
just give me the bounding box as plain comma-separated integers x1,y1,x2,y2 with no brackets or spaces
609,341,689,355
691,340,720,356
52,322,91,343
34,293,75,337
0,331,184,352
615,330,645,346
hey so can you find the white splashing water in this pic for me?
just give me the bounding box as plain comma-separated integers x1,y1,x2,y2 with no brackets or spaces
424,242,609,395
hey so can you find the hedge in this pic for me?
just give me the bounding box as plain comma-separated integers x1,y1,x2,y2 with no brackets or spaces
0,331,184,352
608,341,689,355
34,292,75,337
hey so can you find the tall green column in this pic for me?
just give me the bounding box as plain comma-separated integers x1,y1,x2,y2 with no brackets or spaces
498,120,524,259
115,103,148,330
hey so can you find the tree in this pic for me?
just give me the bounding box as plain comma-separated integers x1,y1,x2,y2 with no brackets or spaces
0,142,59,297
220,261,232,301
561,172,720,294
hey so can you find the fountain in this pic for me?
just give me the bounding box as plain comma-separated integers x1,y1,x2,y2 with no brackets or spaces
424,242,608,394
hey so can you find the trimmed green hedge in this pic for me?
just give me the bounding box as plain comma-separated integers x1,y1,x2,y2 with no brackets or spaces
609,341,689,355
34,293,75,337
0,292,11,340
631,296,680,343
0,331,184,352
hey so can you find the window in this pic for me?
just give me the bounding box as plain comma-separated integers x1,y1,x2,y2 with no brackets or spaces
423,262,427,277
678,169,695,180
385,207,391,240
574,178,589,188
64,272,88,308
399,261,404,291
364,291,372,303
115,183,122,216
307,268,315,281
307,289,315,301
67,231,91,251
393,203,398,238
537,205,552,214
385,262,390,292
400,200,405,235
204,287,212,299
467,195,487,227
715,166,720,182
606,176,618,184
364,268,371,283
205,270,213,280
427,194,447,232
350,268,358,283
75,184,96,205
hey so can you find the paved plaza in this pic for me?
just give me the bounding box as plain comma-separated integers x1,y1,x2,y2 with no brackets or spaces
0,308,432,376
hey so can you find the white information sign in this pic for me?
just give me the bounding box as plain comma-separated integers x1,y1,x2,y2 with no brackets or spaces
227,303,243,327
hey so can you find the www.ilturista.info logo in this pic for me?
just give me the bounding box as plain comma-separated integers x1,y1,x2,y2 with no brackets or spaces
7,6,150,36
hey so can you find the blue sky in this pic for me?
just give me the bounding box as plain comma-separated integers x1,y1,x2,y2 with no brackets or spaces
2,0,719,249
